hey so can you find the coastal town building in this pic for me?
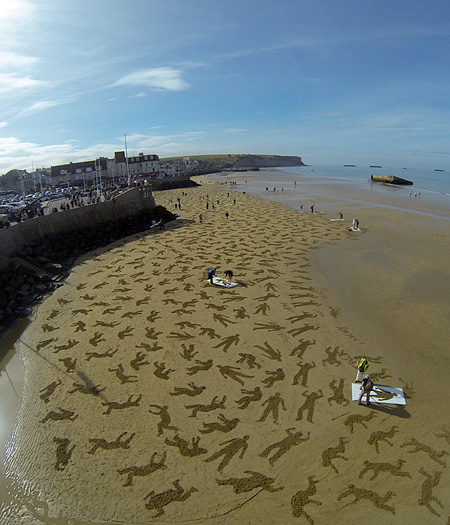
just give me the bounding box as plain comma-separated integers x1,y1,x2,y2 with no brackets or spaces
0,168,50,194
1,150,197,194
50,158,110,188
113,151,160,183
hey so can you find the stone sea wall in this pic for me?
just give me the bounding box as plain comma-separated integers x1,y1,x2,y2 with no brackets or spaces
0,188,155,268
0,187,177,338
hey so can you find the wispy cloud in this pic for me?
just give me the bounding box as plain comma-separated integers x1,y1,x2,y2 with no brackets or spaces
114,67,190,91
0,72,45,93
0,130,205,173
0,121,8,128
0,51,38,69
17,99,66,117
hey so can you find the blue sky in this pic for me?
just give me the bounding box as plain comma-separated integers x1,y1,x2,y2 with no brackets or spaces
1,0,450,173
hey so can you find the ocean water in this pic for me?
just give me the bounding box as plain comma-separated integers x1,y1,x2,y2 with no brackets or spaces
286,164,450,196
203,164,450,220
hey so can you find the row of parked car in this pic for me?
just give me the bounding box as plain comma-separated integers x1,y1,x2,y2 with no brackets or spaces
0,187,78,213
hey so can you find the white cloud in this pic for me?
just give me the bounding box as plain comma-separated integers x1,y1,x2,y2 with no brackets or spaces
0,72,45,93
0,51,38,69
115,67,189,91
0,121,8,128
17,99,70,117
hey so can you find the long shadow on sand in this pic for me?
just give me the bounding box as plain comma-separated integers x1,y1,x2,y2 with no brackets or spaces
361,403,410,419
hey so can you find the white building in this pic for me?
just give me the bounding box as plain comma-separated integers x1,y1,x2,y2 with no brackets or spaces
113,151,160,183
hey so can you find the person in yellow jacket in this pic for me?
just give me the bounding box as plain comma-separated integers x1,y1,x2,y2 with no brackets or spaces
355,358,369,382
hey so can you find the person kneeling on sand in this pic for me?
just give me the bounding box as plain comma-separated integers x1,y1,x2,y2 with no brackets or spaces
224,270,233,283
358,374,374,406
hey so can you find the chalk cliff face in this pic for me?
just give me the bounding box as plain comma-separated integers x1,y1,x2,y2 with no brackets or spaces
233,155,305,168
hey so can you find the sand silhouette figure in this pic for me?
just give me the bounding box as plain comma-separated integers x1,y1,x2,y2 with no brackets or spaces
290,339,315,358
40,407,78,423
200,413,239,434
68,382,106,396
217,364,254,385
165,434,207,457
257,392,286,423
170,382,205,397
186,359,213,375
236,387,263,409
130,352,150,370
108,363,138,384
327,378,349,406
367,426,399,453
400,438,448,466
322,346,343,367
293,361,316,387
291,476,322,524
358,459,411,480
143,479,198,518
236,352,262,369
217,471,283,493
86,348,118,360
53,437,75,471
344,412,376,434
337,484,396,514
148,404,179,435
39,380,62,403
418,467,444,517
204,435,249,472
296,390,323,423
254,342,282,361
102,394,142,415
260,428,310,465
321,437,349,473
186,396,227,417
118,451,168,487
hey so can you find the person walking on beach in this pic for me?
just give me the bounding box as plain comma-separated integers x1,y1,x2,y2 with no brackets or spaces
311,204,314,213
358,374,374,406
355,358,370,382
199,214,203,223
208,268,216,284
225,212,229,220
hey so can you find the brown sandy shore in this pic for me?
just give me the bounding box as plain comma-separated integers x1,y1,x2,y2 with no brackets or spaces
1,180,449,523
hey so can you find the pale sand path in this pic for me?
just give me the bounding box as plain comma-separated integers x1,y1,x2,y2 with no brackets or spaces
1,183,449,523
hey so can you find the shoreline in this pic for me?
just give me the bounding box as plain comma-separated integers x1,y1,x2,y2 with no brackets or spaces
1,180,449,523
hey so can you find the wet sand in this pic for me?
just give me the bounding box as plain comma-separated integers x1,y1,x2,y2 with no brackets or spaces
1,179,449,523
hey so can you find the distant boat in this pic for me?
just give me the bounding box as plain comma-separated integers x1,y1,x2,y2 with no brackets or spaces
371,174,413,185
370,165,382,168
343,164,356,167
434,169,445,172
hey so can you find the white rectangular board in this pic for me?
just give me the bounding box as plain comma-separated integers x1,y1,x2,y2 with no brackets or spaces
352,383,406,405
208,276,239,288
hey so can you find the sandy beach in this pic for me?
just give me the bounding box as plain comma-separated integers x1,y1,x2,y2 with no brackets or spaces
1,178,449,523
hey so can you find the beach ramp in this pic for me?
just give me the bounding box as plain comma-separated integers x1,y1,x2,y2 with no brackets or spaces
352,383,407,405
